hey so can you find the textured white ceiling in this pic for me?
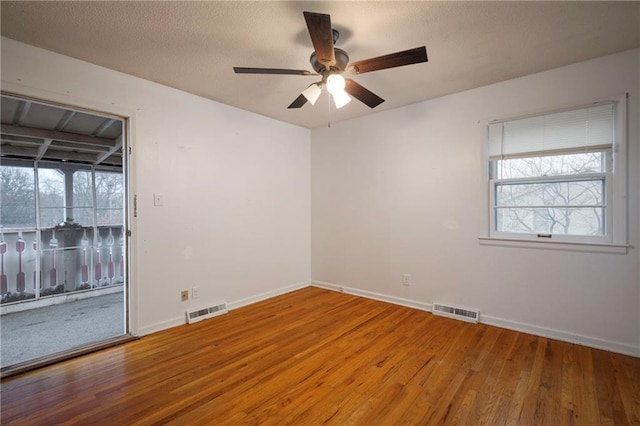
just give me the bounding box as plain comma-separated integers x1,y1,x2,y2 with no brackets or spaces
1,1,639,129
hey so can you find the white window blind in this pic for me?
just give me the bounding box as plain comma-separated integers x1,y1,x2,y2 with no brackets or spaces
488,103,615,160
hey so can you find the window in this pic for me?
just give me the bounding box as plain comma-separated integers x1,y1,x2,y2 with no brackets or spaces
0,160,124,302
95,171,123,226
72,168,95,226
0,164,36,229
486,99,626,245
38,167,65,228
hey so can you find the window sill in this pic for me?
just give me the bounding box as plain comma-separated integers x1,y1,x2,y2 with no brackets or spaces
478,236,630,254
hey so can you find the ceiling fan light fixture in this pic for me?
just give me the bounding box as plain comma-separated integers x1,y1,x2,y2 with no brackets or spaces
326,74,346,95
301,83,322,105
332,90,352,109
234,12,428,113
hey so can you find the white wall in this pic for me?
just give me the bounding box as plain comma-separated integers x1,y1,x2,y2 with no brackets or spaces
311,49,640,356
1,37,311,335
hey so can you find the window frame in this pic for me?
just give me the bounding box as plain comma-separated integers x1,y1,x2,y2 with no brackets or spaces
481,94,628,251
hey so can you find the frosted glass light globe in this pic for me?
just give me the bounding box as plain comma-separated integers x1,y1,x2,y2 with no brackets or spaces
332,90,351,109
326,74,346,95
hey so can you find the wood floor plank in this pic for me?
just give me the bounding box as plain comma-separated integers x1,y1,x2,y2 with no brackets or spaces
1,286,638,425
468,329,520,423
612,353,640,424
592,348,625,424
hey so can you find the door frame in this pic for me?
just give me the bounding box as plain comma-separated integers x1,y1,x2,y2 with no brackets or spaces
0,90,138,376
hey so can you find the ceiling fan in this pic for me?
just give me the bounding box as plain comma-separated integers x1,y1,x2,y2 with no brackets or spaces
233,11,428,110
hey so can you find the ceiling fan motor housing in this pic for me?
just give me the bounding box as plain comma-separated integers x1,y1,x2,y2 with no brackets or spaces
310,48,350,73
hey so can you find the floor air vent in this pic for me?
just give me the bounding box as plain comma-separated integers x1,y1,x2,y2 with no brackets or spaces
432,302,479,324
186,302,228,324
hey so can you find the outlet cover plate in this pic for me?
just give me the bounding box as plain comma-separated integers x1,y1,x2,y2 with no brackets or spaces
402,274,411,286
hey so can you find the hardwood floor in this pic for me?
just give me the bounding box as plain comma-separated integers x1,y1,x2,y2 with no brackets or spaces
1,286,639,425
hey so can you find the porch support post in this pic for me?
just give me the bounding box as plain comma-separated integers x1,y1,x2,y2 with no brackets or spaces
64,169,74,221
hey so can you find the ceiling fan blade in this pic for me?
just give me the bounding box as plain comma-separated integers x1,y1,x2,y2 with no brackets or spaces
344,79,385,109
349,46,428,74
303,11,335,68
288,94,308,109
234,67,316,76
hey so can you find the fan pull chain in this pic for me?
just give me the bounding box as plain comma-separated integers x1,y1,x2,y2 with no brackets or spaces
327,91,331,128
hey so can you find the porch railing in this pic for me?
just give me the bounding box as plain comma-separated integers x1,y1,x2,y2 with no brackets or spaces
1,223,124,305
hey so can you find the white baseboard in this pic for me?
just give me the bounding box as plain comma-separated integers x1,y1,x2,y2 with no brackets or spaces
311,281,432,312
138,279,639,357
311,280,639,357
138,281,311,336
138,316,185,336
481,314,640,358
227,281,310,310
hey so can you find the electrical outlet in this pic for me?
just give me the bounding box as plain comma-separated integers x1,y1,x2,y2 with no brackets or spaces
402,274,411,286
181,290,189,301
191,286,200,299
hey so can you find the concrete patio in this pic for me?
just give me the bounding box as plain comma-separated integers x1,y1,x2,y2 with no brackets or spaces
0,291,125,368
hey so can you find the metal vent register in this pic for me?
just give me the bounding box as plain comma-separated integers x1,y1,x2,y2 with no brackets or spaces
186,303,228,324
432,302,479,324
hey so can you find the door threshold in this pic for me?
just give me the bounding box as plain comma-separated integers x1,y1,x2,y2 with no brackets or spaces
1,334,139,379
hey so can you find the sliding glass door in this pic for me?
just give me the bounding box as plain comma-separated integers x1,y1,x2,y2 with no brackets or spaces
0,94,130,373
